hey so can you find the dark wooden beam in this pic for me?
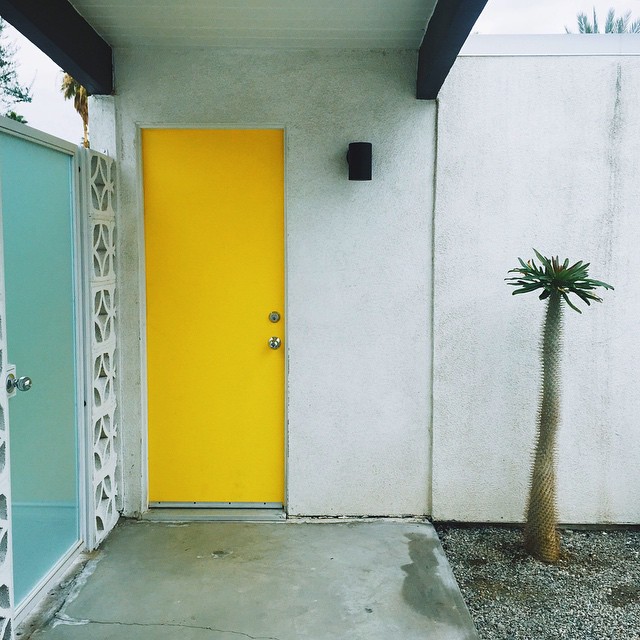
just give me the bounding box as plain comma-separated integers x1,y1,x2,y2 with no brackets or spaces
417,0,488,100
0,0,113,95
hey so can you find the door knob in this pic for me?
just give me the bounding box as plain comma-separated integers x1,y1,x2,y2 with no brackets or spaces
268,337,281,350
7,374,32,393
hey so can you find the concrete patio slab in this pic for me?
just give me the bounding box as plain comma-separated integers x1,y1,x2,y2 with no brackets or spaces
28,520,478,640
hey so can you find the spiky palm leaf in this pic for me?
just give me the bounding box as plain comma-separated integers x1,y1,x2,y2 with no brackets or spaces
506,249,613,313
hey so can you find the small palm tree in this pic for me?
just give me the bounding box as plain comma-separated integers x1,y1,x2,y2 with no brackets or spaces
566,7,640,33
506,250,613,563
61,72,89,148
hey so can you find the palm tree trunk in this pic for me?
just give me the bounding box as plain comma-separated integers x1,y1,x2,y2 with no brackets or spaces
524,290,563,562
82,116,89,149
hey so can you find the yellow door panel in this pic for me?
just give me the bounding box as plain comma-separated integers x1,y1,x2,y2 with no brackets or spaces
143,129,284,503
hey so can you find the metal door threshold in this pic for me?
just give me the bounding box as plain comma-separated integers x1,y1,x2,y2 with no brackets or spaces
141,508,286,522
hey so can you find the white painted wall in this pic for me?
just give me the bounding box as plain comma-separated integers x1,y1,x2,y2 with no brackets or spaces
101,49,435,517
92,39,640,524
433,52,640,523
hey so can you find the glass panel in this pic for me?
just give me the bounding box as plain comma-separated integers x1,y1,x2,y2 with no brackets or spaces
0,132,79,605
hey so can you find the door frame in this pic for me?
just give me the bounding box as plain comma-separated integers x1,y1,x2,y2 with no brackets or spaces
0,118,90,624
135,124,289,513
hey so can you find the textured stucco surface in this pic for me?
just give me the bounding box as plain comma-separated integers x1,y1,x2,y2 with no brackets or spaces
88,96,117,158
433,56,640,523
102,49,435,516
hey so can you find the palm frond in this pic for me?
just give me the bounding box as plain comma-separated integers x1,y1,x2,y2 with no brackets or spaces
573,7,638,34
61,72,90,148
506,249,613,312
577,12,591,33
604,8,615,33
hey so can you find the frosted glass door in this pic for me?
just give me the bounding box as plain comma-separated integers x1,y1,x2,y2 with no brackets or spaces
0,131,80,605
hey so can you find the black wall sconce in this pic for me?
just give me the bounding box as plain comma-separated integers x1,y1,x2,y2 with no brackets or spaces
347,142,372,181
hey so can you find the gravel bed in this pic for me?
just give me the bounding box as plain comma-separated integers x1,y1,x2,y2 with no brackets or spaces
435,525,640,640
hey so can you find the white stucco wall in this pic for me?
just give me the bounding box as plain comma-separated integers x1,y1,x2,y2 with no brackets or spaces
103,49,435,516
89,96,117,159
433,53,640,523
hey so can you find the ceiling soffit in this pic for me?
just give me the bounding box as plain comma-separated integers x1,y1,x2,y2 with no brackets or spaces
69,0,438,49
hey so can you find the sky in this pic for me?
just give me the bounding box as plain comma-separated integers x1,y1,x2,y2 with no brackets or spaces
3,23,80,143
2,1,640,144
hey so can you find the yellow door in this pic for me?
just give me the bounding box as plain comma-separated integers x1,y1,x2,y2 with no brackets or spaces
143,129,285,504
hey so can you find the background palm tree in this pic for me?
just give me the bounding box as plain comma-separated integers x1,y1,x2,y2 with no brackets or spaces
566,7,640,33
0,17,32,120
506,251,612,562
61,72,89,148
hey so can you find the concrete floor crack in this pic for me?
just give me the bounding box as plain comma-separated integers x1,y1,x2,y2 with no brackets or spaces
53,615,281,639
21,555,103,639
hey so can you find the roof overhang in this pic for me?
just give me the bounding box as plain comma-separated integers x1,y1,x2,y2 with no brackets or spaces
0,0,485,99
0,0,113,95
417,0,489,99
